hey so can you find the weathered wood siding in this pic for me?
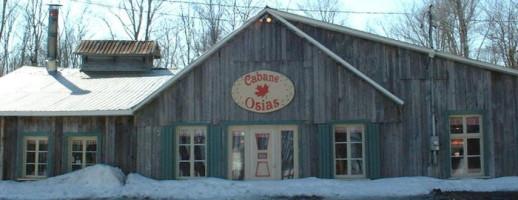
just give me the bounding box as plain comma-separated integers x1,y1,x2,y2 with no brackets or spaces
81,56,153,71
1,116,135,180
134,18,518,179
135,20,400,179
293,21,517,178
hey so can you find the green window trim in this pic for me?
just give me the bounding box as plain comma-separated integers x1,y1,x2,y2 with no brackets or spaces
319,120,380,180
160,122,210,180
62,132,102,173
17,132,53,180
443,110,489,179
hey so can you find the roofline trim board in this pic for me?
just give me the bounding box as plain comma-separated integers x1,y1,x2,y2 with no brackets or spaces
267,9,405,105
0,110,133,117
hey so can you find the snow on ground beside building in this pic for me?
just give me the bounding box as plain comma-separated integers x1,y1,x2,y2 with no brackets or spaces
0,164,517,200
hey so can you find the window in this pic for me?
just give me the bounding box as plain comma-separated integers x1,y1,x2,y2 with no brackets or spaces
22,136,49,178
449,115,483,177
333,124,365,178
176,126,207,179
68,136,99,171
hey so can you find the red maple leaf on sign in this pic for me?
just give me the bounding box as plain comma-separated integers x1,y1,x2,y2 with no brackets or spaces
255,84,269,97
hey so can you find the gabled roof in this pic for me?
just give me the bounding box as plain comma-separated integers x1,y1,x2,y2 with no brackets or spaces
134,8,518,110
75,40,162,58
132,8,406,110
0,66,174,116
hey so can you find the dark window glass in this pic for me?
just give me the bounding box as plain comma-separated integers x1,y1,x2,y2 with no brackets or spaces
351,160,363,175
26,140,36,151
26,164,35,176
467,139,480,155
255,134,269,150
466,116,480,134
179,162,190,177
38,152,47,163
351,144,363,159
450,117,463,134
334,129,347,142
335,144,347,159
468,157,482,173
179,146,190,160
281,131,294,180
451,157,463,175
194,162,206,177
39,140,48,151
335,160,347,175
38,164,47,176
194,146,205,160
26,152,36,163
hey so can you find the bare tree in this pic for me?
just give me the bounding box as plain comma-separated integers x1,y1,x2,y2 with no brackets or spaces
484,0,518,68
178,4,198,67
386,0,480,58
296,0,346,25
227,0,259,30
194,0,227,54
59,7,91,68
112,0,163,40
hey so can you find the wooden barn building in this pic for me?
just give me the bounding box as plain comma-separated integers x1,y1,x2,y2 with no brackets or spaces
1,8,518,181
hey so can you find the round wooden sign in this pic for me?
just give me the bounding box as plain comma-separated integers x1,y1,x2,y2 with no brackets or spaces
231,70,295,113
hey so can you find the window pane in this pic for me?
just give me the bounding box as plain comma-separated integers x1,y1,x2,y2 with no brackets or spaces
450,139,464,156
334,128,347,142
468,157,482,174
38,152,47,163
351,160,363,175
350,144,363,158
25,164,35,176
350,127,362,142
335,160,347,175
179,162,190,177
39,140,48,151
451,157,464,175
179,131,190,144
72,152,83,164
26,140,36,151
467,139,480,155
72,141,83,151
194,162,206,177
26,152,36,163
86,152,96,164
335,144,347,159
194,146,205,160
179,146,190,160
450,117,463,134
38,164,47,176
231,132,245,180
466,116,480,134
281,131,294,180
194,130,206,144
255,134,269,150
86,140,97,151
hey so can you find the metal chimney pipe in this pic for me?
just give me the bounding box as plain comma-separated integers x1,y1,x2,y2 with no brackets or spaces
46,4,61,73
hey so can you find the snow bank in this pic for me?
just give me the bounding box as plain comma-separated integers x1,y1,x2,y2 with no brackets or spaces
0,164,125,200
1,164,518,200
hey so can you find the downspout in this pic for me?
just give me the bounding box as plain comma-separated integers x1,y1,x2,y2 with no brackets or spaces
428,5,438,164
0,117,4,180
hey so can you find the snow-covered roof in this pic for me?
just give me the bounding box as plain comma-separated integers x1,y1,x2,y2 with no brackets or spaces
0,66,174,116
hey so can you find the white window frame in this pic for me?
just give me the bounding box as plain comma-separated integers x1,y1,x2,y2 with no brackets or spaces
22,136,49,179
333,124,366,179
68,136,99,172
449,114,484,178
176,126,207,179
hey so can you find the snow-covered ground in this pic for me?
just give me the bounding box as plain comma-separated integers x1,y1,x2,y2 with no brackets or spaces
0,164,517,200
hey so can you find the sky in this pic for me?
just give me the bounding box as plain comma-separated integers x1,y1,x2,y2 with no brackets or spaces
45,0,413,39
1,164,518,199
